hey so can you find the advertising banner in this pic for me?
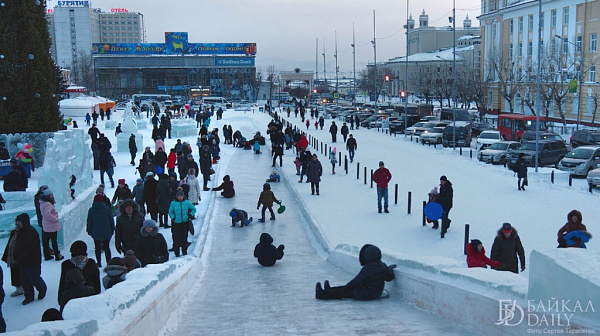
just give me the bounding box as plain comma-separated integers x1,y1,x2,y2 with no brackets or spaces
92,43,166,55
215,58,255,66
165,32,189,55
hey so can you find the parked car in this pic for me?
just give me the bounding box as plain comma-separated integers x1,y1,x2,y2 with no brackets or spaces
507,140,569,168
442,121,472,147
478,141,521,165
520,131,564,144
557,146,600,177
405,122,426,136
413,122,447,136
571,130,600,148
476,130,502,150
420,126,446,145
360,115,382,128
471,122,495,137
369,116,395,129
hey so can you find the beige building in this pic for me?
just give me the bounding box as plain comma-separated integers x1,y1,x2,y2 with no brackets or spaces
479,0,600,126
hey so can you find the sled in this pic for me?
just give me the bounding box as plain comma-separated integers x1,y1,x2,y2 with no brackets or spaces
277,202,286,214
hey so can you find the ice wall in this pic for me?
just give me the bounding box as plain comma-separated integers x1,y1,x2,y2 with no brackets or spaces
0,132,54,167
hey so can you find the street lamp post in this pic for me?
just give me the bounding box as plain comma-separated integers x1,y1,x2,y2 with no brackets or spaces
372,9,378,109
451,0,456,149
404,0,409,136
352,23,356,108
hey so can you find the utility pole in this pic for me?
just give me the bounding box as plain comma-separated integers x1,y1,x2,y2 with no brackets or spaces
323,40,327,98
352,23,356,108
335,30,339,110
373,9,377,109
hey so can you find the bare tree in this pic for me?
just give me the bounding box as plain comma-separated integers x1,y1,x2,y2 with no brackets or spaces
266,65,277,102
487,49,526,113
410,64,435,105
71,50,95,90
250,68,262,101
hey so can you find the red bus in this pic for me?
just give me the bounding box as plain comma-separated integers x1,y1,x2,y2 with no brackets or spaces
497,114,547,141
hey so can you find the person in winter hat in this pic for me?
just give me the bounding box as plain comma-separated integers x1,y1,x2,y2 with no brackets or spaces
58,269,96,313
39,189,64,261
306,154,323,195
184,168,201,205
115,199,143,254
438,175,453,238
123,250,141,272
102,257,128,290
257,183,280,222
143,172,159,221
87,195,115,267
254,233,284,266
427,187,440,229
491,223,526,274
466,239,501,268
168,188,196,257
13,213,48,305
131,178,145,216
135,220,169,267
2,215,24,298
230,208,253,227
253,140,261,154
128,134,137,165
112,179,133,213
58,240,100,305
266,170,280,183
557,210,588,248
372,161,392,213
41,308,63,322
328,148,338,175
212,175,235,198
156,174,173,228
315,244,396,300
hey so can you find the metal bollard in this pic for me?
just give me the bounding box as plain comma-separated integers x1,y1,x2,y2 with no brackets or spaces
590,183,593,193
325,144,327,155
320,142,323,154
394,184,398,204
344,155,348,174
569,175,572,187
364,167,367,184
370,169,373,188
470,149,472,159
422,201,427,226
464,224,470,255
460,147,463,155
407,191,412,214
339,151,342,166
357,162,360,179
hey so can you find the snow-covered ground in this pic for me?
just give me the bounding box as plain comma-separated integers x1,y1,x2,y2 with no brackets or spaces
1,105,598,334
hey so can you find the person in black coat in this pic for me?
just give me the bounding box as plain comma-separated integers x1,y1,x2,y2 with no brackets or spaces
438,175,453,239
0,266,5,332
272,143,284,167
128,134,137,165
58,240,100,304
254,233,284,266
315,244,396,300
0,142,9,160
199,146,212,191
153,147,168,173
329,121,338,142
306,154,322,195
340,123,349,142
514,153,528,190
99,149,115,188
135,220,169,267
143,173,159,221
491,223,526,274
13,213,47,305
115,199,143,254
182,154,199,180
346,134,357,163
58,269,96,313
3,159,28,191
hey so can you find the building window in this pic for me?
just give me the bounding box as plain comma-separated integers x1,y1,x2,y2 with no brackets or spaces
540,40,544,56
518,43,523,57
509,19,513,33
540,11,544,27
518,17,523,32
563,7,569,25
551,10,556,27
528,15,534,31
592,34,597,52
590,66,596,82
562,38,568,54
576,36,582,53
509,44,513,59
528,42,533,57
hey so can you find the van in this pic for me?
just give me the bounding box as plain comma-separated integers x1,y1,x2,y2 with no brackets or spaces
440,108,472,122
442,121,472,147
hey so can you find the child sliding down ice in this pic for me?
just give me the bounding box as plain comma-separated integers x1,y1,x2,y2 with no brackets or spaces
230,208,252,227
266,170,280,183
257,183,280,222
315,244,396,300
254,233,284,266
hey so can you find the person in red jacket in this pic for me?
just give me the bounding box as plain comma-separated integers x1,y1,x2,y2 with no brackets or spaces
371,161,392,213
557,209,588,248
466,239,501,268
166,148,177,175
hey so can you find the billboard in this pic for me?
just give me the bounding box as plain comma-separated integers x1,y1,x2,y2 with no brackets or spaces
92,31,256,56
215,58,255,66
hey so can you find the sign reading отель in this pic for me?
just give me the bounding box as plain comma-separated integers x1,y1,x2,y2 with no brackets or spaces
111,8,129,13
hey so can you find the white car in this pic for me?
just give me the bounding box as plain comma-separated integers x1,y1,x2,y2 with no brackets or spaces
420,126,446,144
405,122,425,136
478,141,521,164
476,131,502,150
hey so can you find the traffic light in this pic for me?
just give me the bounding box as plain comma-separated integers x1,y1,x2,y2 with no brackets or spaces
400,91,406,98
385,75,390,82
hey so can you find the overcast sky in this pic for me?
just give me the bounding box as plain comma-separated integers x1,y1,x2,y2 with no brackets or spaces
49,0,481,77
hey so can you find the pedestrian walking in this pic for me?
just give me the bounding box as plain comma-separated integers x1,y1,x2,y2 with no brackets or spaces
329,148,337,174
256,183,280,222
329,121,338,142
13,213,47,305
514,153,528,190
307,154,323,195
346,134,357,163
87,194,115,267
340,122,349,142
438,175,453,238
490,223,526,274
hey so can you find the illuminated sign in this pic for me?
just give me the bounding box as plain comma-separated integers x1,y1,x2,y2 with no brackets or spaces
165,32,189,55
56,1,89,6
110,8,129,13
215,58,255,66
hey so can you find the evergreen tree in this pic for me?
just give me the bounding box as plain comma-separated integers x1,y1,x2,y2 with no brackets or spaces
0,0,63,133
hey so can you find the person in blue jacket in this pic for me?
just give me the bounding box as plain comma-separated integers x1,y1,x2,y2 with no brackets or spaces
230,209,252,227
315,244,396,300
168,188,196,257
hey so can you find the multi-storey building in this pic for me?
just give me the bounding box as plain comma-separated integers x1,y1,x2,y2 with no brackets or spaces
99,10,144,44
479,0,599,126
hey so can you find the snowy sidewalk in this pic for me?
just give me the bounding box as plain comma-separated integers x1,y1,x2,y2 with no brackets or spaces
162,115,466,335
